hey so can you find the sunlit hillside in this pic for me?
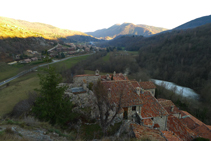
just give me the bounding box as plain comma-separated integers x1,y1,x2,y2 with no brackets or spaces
0,16,87,39
86,23,168,39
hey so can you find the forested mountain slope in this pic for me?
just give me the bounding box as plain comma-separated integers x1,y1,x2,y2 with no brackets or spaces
173,15,211,30
136,23,211,103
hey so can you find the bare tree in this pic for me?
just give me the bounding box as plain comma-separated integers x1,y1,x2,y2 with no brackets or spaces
93,80,123,136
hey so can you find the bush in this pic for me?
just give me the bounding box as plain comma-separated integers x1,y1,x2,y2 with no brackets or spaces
9,91,37,118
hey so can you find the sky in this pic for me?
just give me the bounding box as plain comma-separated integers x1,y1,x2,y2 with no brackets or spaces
0,0,210,32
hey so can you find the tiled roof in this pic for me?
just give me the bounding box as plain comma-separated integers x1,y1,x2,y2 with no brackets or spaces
131,124,166,141
180,110,204,130
154,123,160,128
113,73,129,81
101,80,143,107
161,131,182,141
167,115,196,141
139,81,156,89
192,124,211,140
140,91,168,118
158,99,180,115
130,80,141,88
142,118,153,126
180,111,211,140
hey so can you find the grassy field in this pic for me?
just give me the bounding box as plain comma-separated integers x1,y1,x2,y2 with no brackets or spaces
52,55,89,69
127,51,139,55
0,71,40,116
0,55,91,117
0,60,45,82
0,55,91,82
102,52,110,62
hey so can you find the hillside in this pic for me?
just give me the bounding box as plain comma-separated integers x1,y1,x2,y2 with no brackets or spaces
0,16,87,39
86,23,167,39
174,15,211,30
0,17,103,62
135,23,211,103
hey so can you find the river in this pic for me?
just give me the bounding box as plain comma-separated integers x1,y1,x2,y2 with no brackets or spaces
151,79,199,100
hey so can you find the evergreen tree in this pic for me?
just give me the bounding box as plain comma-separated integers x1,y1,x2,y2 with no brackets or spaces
32,66,77,125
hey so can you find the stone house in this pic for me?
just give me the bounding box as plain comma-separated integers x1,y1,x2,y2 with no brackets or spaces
158,98,181,118
65,70,211,139
19,58,31,63
101,80,169,130
31,57,38,61
73,70,101,86
139,81,156,97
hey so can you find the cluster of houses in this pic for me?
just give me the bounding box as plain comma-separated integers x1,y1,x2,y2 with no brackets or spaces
62,70,211,141
18,57,38,64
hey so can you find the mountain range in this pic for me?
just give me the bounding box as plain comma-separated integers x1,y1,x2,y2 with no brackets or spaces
86,23,167,39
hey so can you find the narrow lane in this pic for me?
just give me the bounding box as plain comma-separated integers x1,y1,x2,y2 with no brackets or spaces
0,53,93,87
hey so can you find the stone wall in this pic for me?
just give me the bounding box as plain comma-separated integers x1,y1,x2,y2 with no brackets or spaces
147,88,156,97
73,75,101,86
128,106,142,120
153,116,168,130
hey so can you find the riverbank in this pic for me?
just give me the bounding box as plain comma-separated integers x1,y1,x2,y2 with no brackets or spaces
152,79,199,100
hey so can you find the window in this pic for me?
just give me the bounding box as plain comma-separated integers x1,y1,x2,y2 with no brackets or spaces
132,106,136,111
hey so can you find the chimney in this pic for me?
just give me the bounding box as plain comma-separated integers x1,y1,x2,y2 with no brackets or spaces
106,74,110,80
113,71,116,77
136,87,141,95
123,74,127,80
179,113,181,119
95,69,99,76
171,106,174,112
83,83,87,91
141,88,144,94
108,88,111,98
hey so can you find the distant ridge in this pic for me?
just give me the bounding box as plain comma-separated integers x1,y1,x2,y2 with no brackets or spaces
173,15,211,30
0,16,87,39
86,23,167,39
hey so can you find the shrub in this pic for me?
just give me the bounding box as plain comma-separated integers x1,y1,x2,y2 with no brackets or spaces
10,91,37,118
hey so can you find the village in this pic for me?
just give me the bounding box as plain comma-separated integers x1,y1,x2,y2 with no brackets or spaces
7,43,105,65
59,70,211,141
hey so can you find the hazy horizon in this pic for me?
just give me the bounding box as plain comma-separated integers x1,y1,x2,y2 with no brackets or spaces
1,0,210,32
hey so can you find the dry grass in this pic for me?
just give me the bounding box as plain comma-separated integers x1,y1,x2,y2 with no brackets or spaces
0,72,40,116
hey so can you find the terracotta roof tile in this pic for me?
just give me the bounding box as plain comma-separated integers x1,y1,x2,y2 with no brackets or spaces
139,81,156,89
207,125,211,130
192,124,211,140
140,91,168,118
167,115,196,141
113,73,129,81
161,131,182,141
130,80,141,88
158,99,180,115
180,110,204,130
142,118,153,126
131,124,166,141
101,80,143,107
179,111,211,140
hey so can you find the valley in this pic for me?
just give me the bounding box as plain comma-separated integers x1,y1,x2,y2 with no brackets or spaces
0,14,211,141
